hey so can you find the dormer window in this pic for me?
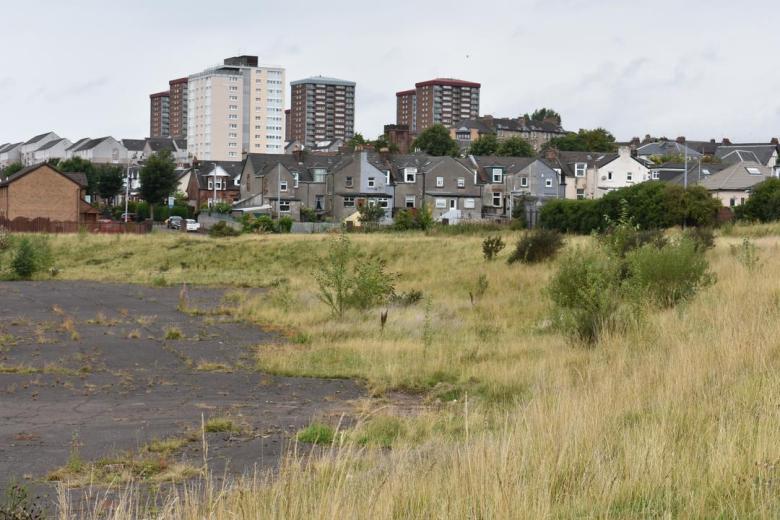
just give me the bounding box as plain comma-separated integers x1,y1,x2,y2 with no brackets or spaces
312,168,326,183
575,163,586,177
436,176,444,188
280,180,288,192
457,177,465,188
345,176,353,188
491,168,503,183
404,167,417,183
520,177,528,188
367,176,376,188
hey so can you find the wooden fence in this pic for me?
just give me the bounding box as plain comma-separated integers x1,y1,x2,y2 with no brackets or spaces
0,217,151,234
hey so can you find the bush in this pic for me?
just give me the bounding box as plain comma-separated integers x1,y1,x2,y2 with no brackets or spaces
278,216,293,233
208,221,240,237
300,207,318,223
508,229,563,264
213,201,232,214
548,247,622,343
391,289,423,306
684,226,715,252
624,239,715,308
0,227,9,252
314,234,395,317
598,202,667,258
297,423,334,445
393,204,434,231
734,178,780,222
730,238,761,270
11,237,52,280
482,235,505,261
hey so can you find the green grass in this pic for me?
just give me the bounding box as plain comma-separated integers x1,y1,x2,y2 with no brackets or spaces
204,417,240,434
296,423,335,445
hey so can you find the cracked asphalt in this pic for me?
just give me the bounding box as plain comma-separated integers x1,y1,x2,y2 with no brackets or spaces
0,281,361,502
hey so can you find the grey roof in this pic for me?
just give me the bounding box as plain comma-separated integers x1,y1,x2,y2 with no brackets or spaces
24,132,56,145
66,138,90,152
0,142,22,154
174,139,187,150
146,138,176,152
194,161,243,189
468,155,537,182
290,76,356,87
698,161,772,191
651,161,728,185
72,137,110,153
243,152,349,182
636,140,702,158
122,139,146,152
35,138,68,152
715,144,778,165
453,117,565,136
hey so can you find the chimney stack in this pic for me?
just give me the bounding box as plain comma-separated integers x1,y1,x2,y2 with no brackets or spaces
771,137,779,145
292,148,305,164
544,147,558,161
722,138,732,145
676,136,686,144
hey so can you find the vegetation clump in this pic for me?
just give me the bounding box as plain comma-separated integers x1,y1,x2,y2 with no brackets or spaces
297,423,335,445
208,221,241,237
508,229,563,264
10,237,52,280
482,235,505,261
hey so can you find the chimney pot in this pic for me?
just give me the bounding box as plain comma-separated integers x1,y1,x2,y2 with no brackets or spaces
676,136,686,144
722,138,731,145
771,137,779,145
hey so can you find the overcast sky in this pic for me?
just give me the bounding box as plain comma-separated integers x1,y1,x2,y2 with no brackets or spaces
1,0,778,145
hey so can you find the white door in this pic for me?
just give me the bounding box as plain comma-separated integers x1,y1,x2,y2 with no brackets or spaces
450,199,457,210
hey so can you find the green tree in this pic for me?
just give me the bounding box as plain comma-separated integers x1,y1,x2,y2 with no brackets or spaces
96,164,125,204
411,124,459,156
358,201,386,226
527,108,562,125
373,134,399,153
59,157,98,196
139,150,178,221
736,178,780,222
347,133,367,150
497,136,534,157
468,133,499,156
546,128,617,152
2,162,23,178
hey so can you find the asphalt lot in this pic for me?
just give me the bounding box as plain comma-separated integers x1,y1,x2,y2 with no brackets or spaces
0,281,360,502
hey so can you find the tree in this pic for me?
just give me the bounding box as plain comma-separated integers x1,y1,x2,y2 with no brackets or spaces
497,136,534,157
546,128,617,152
59,157,98,196
373,134,399,153
357,201,386,226
468,133,499,156
347,133,367,150
96,164,124,204
527,108,562,125
1,162,23,178
139,150,178,221
411,124,459,156
735,178,780,222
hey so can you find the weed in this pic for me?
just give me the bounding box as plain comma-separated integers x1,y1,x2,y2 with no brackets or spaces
204,417,239,434
355,416,405,448
164,326,183,340
482,235,506,261
730,238,761,270
297,423,335,445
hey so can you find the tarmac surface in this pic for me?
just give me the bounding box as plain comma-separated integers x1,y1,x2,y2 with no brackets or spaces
0,281,361,504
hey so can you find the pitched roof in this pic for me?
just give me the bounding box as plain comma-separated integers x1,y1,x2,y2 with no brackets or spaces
698,161,772,191
122,139,146,152
146,138,176,152
715,144,778,165
0,142,22,154
66,138,90,152
35,138,69,152
24,132,56,145
651,161,728,185
0,163,87,188
636,140,702,158
243,152,348,181
73,137,113,152
453,117,565,135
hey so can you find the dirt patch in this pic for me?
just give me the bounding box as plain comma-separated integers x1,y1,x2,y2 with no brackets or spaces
0,281,361,501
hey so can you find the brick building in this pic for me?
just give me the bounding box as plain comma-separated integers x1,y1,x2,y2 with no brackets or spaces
395,79,480,135
289,76,355,149
168,77,188,139
149,91,170,138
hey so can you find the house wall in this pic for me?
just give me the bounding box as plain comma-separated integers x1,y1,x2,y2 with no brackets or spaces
6,165,80,221
424,158,482,220
712,190,750,207
509,160,562,200
21,133,59,165
594,149,649,198
0,145,22,168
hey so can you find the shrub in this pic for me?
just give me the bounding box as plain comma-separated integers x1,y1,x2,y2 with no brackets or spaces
11,237,52,280
547,247,622,344
297,423,334,444
208,221,241,237
730,238,761,271
734,178,780,222
482,235,505,261
213,201,232,214
508,229,564,264
0,483,44,520
256,215,275,232
624,239,715,308
391,289,423,306
0,227,9,252
599,202,667,258
300,207,318,223
314,234,396,317
277,216,293,233
684,226,715,252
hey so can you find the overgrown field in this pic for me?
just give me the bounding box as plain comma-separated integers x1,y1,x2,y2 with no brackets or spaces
4,229,780,517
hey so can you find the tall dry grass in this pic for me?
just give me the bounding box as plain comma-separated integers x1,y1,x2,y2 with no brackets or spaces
43,230,780,517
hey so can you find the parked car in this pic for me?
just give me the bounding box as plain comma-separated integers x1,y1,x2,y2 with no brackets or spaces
166,216,183,229
185,219,200,232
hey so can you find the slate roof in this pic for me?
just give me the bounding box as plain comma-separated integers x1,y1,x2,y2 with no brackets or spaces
24,132,55,145
193,161,243,190
651,161,728,185
243,152,349,182
174,139,187,150
636,140,702,158
468,155,537,182
72,137,112,152
453,117,565,135
698,161,772,191
0,142,22,154
146,138,176,152
122,139,146,152
66,138,90,152
715,144,778,165
35,138,68,152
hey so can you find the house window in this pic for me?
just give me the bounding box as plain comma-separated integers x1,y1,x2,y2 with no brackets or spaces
405,196,415,208
492,168,503,183
607,171,613,181
405,167,417,183
545,178,553,188
293,172,299,188
385,170,391,185
520,177,528,188
457,177,465,188
313,169,326,183
746,167,762,175
208,179,213,190
575,163,586,177
652,171,660,180
378,198,389,208
345,176,353,188
344,197,355,208
576,188,585,200
492,193,502,207
367,177,375,188
464,198,475,209
436,176,444,188
435,198,446,209
279,200,290,212
626,171,633,181
280,180,288,192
